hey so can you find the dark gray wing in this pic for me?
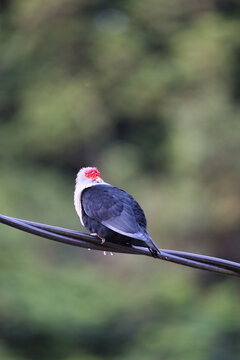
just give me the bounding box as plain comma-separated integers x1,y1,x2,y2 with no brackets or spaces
81,184,148,241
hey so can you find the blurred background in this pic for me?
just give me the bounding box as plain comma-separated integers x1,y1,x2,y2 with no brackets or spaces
0,0,240,359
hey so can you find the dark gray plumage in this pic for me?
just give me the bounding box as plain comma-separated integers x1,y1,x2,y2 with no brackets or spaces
80,184,159,255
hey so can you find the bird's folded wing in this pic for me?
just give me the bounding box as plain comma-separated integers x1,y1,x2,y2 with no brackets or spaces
81,185,147,240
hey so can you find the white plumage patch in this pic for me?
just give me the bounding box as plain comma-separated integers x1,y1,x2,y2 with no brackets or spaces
74,168,108,226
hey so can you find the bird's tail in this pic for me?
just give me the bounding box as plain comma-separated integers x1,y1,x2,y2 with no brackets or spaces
145,234,160,257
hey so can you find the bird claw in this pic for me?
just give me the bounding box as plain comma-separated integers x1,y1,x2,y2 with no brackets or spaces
90,233,98,237
90,233,105,244
103,251,113,256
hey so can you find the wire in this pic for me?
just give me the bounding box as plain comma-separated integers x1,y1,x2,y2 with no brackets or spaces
0,214,240,277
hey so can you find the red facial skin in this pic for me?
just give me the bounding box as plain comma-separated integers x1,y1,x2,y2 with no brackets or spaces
84,168,100,181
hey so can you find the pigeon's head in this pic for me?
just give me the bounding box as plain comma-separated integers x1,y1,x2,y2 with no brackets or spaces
76,167,102,187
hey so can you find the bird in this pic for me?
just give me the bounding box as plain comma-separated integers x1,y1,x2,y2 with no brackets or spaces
74,167,160,256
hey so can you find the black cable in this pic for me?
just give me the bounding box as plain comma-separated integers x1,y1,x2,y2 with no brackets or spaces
0,214,239,277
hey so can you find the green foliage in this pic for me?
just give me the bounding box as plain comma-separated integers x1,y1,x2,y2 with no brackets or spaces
0,0,240,359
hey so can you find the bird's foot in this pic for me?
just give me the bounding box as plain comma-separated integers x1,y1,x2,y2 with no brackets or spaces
103,251,114,256
90,232,98,237
90,233,105,244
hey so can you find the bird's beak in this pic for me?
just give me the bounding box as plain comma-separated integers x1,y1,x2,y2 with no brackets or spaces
95,177,101,183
